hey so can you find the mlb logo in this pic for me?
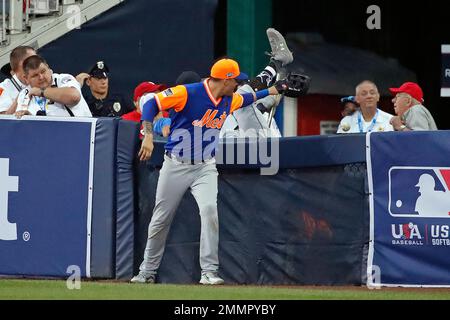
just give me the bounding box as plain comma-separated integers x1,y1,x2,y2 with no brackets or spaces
388,167,450,218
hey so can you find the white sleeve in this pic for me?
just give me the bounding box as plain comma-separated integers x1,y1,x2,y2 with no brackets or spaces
0,88,13,112
16,88,31,111
337,116,351,134
219,114,239,138
58,74,82,92
139,93,155,113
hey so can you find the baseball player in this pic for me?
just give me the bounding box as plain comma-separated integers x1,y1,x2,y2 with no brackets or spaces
220,28,310,138
220,84,283,138
131,58,291,285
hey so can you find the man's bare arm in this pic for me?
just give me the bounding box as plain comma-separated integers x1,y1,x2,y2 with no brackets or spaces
138,121,155,161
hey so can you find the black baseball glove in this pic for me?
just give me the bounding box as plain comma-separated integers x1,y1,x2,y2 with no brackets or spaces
274,72,311,97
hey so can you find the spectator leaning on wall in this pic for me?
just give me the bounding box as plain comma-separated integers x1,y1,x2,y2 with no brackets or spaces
389,82,438,131
0,46,36,115
337,80,394,133
15,55,92,118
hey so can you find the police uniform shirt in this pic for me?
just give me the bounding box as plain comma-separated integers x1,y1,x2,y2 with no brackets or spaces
83,87,133,117
17,73,92,117
0,75,27,112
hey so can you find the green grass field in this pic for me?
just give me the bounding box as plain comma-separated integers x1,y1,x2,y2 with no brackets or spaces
0,279,449,300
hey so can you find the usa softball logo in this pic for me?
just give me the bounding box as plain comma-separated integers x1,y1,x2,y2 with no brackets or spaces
388,167,450,218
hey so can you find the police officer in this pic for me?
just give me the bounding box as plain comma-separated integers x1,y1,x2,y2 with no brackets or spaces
77,61,133,117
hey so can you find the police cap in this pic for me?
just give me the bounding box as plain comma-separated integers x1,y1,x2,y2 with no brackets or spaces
89,61,109,79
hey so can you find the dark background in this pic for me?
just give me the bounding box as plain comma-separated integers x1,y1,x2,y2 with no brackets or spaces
216,0,450,129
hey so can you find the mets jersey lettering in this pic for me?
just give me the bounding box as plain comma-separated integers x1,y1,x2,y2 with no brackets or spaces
142,79,258,160
192,109,228,129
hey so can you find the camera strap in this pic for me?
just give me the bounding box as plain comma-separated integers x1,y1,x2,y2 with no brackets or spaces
53,77,75,117
64,105,75,117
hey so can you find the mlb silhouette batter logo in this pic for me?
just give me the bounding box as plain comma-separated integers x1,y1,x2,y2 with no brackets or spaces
388,167,450,218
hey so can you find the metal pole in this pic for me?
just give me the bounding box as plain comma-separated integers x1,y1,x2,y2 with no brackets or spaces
2,0,6,43
268,93,285,128
25,0,29,26
268,104,276,128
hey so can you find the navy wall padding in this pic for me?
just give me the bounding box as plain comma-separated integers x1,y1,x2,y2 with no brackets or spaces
135,152,368,284
91,118,118,278
148,134,367,168
115,120,140,280
36,0,218,102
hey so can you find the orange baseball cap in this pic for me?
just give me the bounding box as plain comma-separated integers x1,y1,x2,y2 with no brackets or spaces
210,58,248,81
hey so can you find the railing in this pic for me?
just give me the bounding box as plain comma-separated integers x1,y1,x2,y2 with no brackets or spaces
0,0,75,47
0,0,7,44
30,0,59,15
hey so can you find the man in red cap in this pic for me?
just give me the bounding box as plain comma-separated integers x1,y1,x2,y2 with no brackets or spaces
122,81,169,138
389,82,437,131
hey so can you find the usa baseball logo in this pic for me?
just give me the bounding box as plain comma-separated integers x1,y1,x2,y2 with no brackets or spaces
388,166,450,218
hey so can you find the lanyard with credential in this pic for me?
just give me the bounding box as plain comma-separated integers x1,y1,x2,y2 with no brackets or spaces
357,109,379,133
34,96,48,112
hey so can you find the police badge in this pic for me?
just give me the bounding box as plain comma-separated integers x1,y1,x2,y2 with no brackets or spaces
113,102,121,113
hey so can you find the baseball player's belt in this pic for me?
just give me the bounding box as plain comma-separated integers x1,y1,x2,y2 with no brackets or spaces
165,150,214,165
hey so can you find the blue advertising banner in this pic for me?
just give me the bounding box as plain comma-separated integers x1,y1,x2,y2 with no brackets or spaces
367,131,450,287
0,117,96,278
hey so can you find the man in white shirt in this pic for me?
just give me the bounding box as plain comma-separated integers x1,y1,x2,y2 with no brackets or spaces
337,80,394,133
220,83,282,138
0,46,36,114
15,55,92,117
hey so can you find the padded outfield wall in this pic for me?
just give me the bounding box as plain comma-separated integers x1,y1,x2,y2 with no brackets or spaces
0,118,369,284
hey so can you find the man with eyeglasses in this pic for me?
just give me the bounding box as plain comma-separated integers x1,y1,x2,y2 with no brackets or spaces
389,82,437,131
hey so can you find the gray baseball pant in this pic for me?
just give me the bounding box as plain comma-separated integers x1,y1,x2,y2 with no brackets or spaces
139,155,219,277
